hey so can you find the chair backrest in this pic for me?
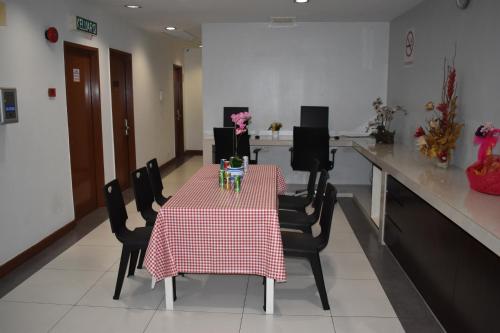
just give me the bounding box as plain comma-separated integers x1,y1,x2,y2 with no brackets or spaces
146,158,163,199
306,159,320,200
300,106,329,128
132,167,155,214
213,127,235,161
223,107,248,127
312,169,329,219
103,180,128,235
292,126,331,171
316,183,338,251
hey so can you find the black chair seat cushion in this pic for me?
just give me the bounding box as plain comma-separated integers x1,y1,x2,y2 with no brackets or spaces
279,209,316,229
281,231,321,254
278,195,310,211
117,227,152,247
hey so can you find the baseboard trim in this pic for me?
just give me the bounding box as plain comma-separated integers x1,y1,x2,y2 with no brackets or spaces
158,157,177,173
184,150,202,156
0,219,77,278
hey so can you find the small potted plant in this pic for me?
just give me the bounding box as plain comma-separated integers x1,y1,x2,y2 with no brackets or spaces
230,111,251,168
268,122,282,140
368,98,406,144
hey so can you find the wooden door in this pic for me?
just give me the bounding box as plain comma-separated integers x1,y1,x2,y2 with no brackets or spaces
110,49,136,190
64,42,104,218
173,65,184,157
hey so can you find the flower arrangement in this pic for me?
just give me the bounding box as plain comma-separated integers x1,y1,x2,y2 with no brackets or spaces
466,122,500,195
414,58,463,167
230,111,251,167
368,97,406,144
268,122,282,132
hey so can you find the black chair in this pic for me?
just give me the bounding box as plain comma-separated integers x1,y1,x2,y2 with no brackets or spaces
300,106,329,128
132,167,158,227
223,107,249,127
290,126,336,172
278,158,320,211
103,180,155,300
213,127,261,164
146,158,171,206
279,169,328,233
281,183,338,310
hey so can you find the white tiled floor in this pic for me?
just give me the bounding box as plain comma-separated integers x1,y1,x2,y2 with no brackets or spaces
0,156,405,332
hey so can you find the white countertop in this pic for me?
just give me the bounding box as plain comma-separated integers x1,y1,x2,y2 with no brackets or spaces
353,141,500,257
203,135,373,147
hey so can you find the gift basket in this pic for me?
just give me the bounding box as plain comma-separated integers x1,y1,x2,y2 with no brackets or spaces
466,123,500,195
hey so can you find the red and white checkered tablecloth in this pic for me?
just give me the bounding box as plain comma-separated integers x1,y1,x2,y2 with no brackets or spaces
144,164,287,282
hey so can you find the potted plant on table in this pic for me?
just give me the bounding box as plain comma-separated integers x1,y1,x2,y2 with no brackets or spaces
368,98,406,144
230,111,251,168
268,122,282,140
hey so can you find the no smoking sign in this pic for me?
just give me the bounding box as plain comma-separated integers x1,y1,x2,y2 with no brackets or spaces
404,28,415,65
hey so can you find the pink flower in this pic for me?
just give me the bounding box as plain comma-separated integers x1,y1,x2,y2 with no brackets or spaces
236,127,246,135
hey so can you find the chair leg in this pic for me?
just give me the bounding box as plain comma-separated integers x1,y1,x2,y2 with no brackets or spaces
114,247,130,300
173,276,177,301
137,248,146,269
263,277,266,312
309,253,330,310
128,250,139,276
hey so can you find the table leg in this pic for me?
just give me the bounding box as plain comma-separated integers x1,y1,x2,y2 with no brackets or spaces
164,277,174,310
265,278,274,314
151,276,156,289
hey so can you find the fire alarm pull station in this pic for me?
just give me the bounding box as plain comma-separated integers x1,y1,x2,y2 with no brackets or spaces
0,88,18,124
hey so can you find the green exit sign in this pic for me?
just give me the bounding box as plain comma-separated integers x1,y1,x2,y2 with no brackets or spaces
76,16,97,36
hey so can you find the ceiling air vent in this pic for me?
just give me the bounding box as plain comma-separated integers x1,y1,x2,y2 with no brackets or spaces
269,16,296,28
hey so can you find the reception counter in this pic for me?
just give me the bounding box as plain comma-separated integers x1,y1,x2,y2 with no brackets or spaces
353,140,500,256
353,141,500,332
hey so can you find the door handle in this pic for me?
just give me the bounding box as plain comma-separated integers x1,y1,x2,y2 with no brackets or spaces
124,119,130,136
176,109,181,121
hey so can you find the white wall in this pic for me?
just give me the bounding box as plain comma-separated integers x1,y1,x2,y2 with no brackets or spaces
388,0,500,169
183,47,203,151
202,22,388,184
203,22,390,134
0,0,190,265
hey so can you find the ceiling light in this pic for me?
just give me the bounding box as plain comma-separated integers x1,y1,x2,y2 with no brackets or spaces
294,0,309,3
166,26,176,31
124,5,142,9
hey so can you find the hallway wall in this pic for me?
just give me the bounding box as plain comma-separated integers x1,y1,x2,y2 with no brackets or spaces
0,0,192,266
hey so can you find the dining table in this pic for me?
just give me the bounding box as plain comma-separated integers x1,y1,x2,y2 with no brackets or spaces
144,164,288,314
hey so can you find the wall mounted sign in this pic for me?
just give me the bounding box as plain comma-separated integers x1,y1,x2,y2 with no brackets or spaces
73,68,80,82
404,28,415,65
0,2,6,26
76,16,97,36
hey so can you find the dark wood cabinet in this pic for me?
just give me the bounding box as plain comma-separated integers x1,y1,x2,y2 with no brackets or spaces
385,176,500,332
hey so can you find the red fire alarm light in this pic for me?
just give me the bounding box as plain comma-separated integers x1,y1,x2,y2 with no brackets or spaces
48,88,56,98
45,27,59,43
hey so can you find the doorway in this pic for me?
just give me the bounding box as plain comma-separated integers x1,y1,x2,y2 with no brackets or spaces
173,65,184,157
63,42,105,219
110,49,136,190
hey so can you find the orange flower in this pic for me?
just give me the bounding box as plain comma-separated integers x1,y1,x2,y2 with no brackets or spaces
425,101,435,111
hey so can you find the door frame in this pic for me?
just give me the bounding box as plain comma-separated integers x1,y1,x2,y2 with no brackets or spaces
109,48,136,189
63,41,105,213
173,64,184,157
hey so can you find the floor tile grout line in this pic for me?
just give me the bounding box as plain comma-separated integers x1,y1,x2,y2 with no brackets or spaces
47,266,124,332
46,303,75,333
238,276,250,332
331,315,337,333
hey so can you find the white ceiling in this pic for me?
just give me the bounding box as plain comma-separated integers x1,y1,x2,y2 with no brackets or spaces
87,0,424,42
